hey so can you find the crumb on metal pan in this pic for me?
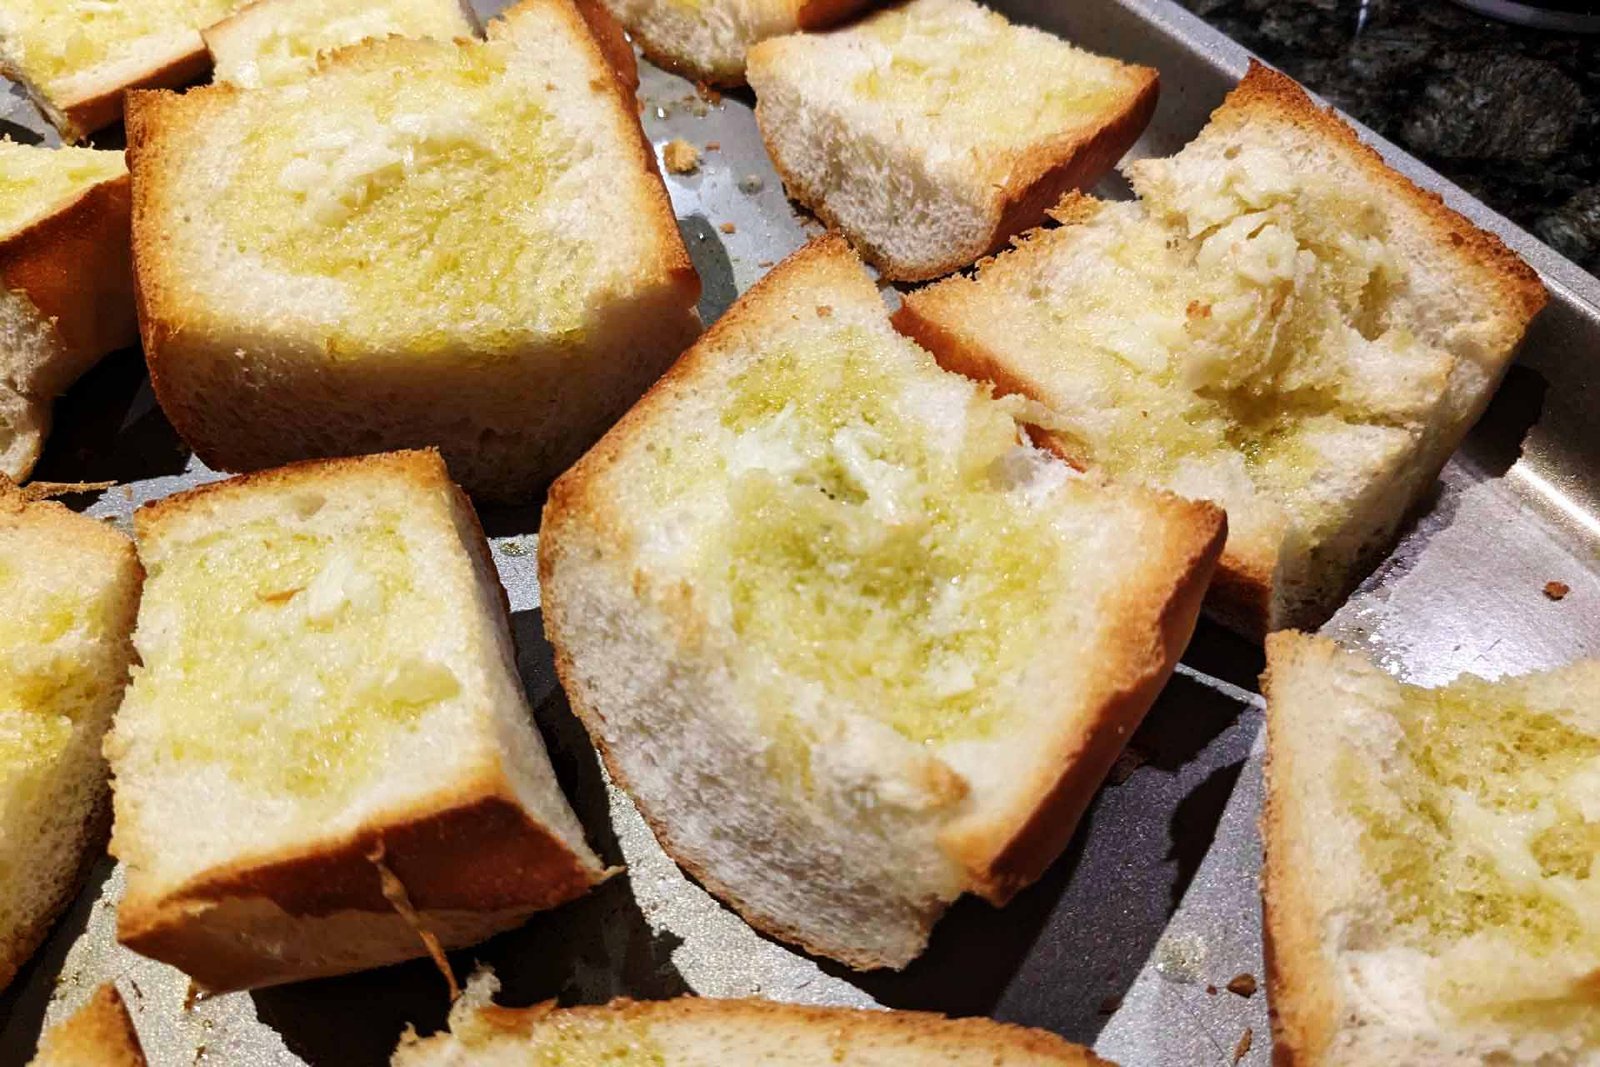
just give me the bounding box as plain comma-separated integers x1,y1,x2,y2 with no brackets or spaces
1544,580,1570,601
1096,994,1123,1015
662,139,700,174
1232,1027,1253,1064
720,221,737,234
1226,973,1258,998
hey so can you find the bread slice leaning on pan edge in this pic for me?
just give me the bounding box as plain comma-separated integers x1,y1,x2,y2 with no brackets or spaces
29,983,147,1067
0,140,139,482
0,483,141,994
1264,632,1600,1066
540,234,1226,970
105,450,609,992
747,0,1158,281
0,0,248,140
393,972,1114,1065
896,62,1547,638
126,0,698,502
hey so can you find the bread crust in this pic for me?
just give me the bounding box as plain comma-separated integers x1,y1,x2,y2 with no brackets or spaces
946,490,1224,902
1259,632,1343,1066
619,0,873,88
0,172,138,401
30,983,147,1066
126,0,701,502
117,451,605,992
399,995,1111,1063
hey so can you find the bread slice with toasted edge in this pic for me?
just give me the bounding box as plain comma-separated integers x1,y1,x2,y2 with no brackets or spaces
747,0,1157,281
204,0,481,88
541,235,1224,969
896,62,1546,638
0,0,247,141
0,483,142,993
393,971,1113,1065
105,451,609,992
127,0,698,503
599,0,870,86
29,983,147,1067
0,141,138,482
1263,632,1600,1066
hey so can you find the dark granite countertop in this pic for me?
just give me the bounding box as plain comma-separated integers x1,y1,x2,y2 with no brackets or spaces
1175,0,1600,280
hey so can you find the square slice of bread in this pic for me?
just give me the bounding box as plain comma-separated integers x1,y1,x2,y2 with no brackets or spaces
204,0,480,89
1263,632,1600,1065
105,450,609,992
0,486,142,992
540,235,1225,969
896,63,1547,637
127,0,701,503
393,975,1112,1065
747,0,1157,281
29,983,147,1067
599,0,869,86
0,141,139,482
0,0,246,141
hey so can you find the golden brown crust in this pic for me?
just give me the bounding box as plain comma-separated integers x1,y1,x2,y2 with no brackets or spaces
1260,632,1342,1067
0,172,138,399
569,0,641,90
30,983,147,1066
117,780,600,992
947,491,1225,902
1222,63,1545,330
413,995,1111,1063
794,0,875,32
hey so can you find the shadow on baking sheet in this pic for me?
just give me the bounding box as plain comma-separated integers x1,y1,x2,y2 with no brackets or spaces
250,612,687,1065
818,620,1259,1047
0,859,115,1067
33,350,192,489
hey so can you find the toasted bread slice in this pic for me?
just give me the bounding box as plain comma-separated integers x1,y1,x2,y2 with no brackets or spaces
599,0,869,86
393,975,1110,1065
105,451,608,992
0,486,141,992
29,983,147,1067
897,63,1547,637
127,0,700,502
0,0,246,140
541,235,1224,969
0,141,138,482
204,0,480,88
1264,633,1600,1065
747,0,1157,281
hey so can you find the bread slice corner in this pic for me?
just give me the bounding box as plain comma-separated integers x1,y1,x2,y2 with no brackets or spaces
0,140,138,482
747,0,1158,281
127,0,699,501
0,1,244,141
106,450,608,992
0,484,142,992
1263,632,1600,1065
204,0,481,88
393,975,1112,1065
598,0,871,87
541,234,1223,968
29,983,147,1067
897,63,1546,637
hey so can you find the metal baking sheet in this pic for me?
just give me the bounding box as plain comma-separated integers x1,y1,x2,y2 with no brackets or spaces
3,0,1598,1063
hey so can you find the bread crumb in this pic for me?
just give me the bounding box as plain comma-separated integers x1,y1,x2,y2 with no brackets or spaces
720,222,737,234
739,174,764,194
694,81,722,104
500,538,529,557
758,260,775,268
705,141,721,151
816,305,833,318
1232,1027,1253,1064
1226,973,1257,998
662,140,700,174
1544,580,1570,601
1205,984,1218,995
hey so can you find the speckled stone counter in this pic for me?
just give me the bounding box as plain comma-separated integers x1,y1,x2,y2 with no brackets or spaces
1176,0,1600,279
